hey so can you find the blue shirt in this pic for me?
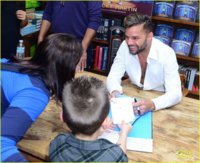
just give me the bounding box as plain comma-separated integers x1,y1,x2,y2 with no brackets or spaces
49,133,128,162
43,1,102,39
1,61,50,161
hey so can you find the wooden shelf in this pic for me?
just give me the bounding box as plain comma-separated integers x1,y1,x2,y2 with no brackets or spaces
188,91,199,99
85,69,108,76
152,16,199,28
176,55,199,63
189,91,199,96
92,39,109,45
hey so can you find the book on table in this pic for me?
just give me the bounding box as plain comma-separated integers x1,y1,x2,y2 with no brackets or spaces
99,96,153,153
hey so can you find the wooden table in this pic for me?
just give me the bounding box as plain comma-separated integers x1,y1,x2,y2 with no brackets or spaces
17,71,199,162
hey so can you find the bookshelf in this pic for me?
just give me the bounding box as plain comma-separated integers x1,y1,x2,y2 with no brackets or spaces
152,15,199,99
87,1,153,75
92,39,109,45
21,1,199,99
152,16,199,27
87,1,199,99
177,55,199,63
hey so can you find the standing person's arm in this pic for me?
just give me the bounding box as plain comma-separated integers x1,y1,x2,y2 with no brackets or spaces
38,2,52,44
78,28,96,71
77,1,102,71
16,10,28,27
38,20,51,44
16,1,28,27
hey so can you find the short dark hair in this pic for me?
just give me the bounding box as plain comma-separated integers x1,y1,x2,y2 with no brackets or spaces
124,12,153,33
62,76,110,135
16,33,83,102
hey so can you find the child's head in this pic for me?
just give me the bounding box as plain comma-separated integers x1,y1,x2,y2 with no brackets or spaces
62,76,110,135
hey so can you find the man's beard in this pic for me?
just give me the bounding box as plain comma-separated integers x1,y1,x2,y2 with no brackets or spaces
128,40,147,55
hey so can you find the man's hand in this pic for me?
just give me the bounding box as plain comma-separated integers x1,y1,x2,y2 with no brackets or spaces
76,51,87,72
132,99,155,115
37,37,44,45
16,10,26,21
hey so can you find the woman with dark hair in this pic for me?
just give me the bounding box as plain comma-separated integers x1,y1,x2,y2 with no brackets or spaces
1,33,82,162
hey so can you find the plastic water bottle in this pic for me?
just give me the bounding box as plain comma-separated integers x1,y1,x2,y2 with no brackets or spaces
16,40,25,59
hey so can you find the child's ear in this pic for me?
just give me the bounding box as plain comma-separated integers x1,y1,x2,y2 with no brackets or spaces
60,111,71,132
102,117,109,129
60,111,64,122
102,117,113,130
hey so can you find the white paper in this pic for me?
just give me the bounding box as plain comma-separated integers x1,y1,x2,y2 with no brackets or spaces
99,129,119,144
110,97,135,124
99,129,153,153
127,137,153,152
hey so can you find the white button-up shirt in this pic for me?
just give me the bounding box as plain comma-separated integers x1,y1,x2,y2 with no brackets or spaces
107,38,182,110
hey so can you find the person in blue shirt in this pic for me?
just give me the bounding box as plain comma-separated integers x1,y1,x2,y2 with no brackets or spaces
1,33,82,162
38,1,102,71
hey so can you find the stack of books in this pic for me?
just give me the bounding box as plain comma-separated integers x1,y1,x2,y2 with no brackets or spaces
20,9,43,36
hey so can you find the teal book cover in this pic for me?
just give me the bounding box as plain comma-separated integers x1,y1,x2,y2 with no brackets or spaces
99,96,153,152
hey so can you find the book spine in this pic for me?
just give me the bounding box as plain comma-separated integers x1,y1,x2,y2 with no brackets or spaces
192,72,199,92
101,47,109,71
86,45,95,69
98,47,103,70
94,46,100,69
188,68,197,90
185,68,191,89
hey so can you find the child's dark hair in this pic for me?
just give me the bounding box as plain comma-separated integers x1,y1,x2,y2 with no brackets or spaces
62,76,110,135
124,12,153,33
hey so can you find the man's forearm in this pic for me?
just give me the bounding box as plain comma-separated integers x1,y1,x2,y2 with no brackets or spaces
82,28,96,52
38,20,51,44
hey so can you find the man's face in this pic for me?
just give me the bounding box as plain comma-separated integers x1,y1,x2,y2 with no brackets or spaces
125,24,151,55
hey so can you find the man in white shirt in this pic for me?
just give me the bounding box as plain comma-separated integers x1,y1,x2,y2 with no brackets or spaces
107,12,182,115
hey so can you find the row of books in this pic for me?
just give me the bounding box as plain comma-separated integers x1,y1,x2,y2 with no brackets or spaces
179,65,199,92
86,46,109,71
20,9,43,36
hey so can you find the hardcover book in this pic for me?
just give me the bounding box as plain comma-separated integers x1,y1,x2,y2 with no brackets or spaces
101,47,109,71
99,96,153,153
94,46,100,69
